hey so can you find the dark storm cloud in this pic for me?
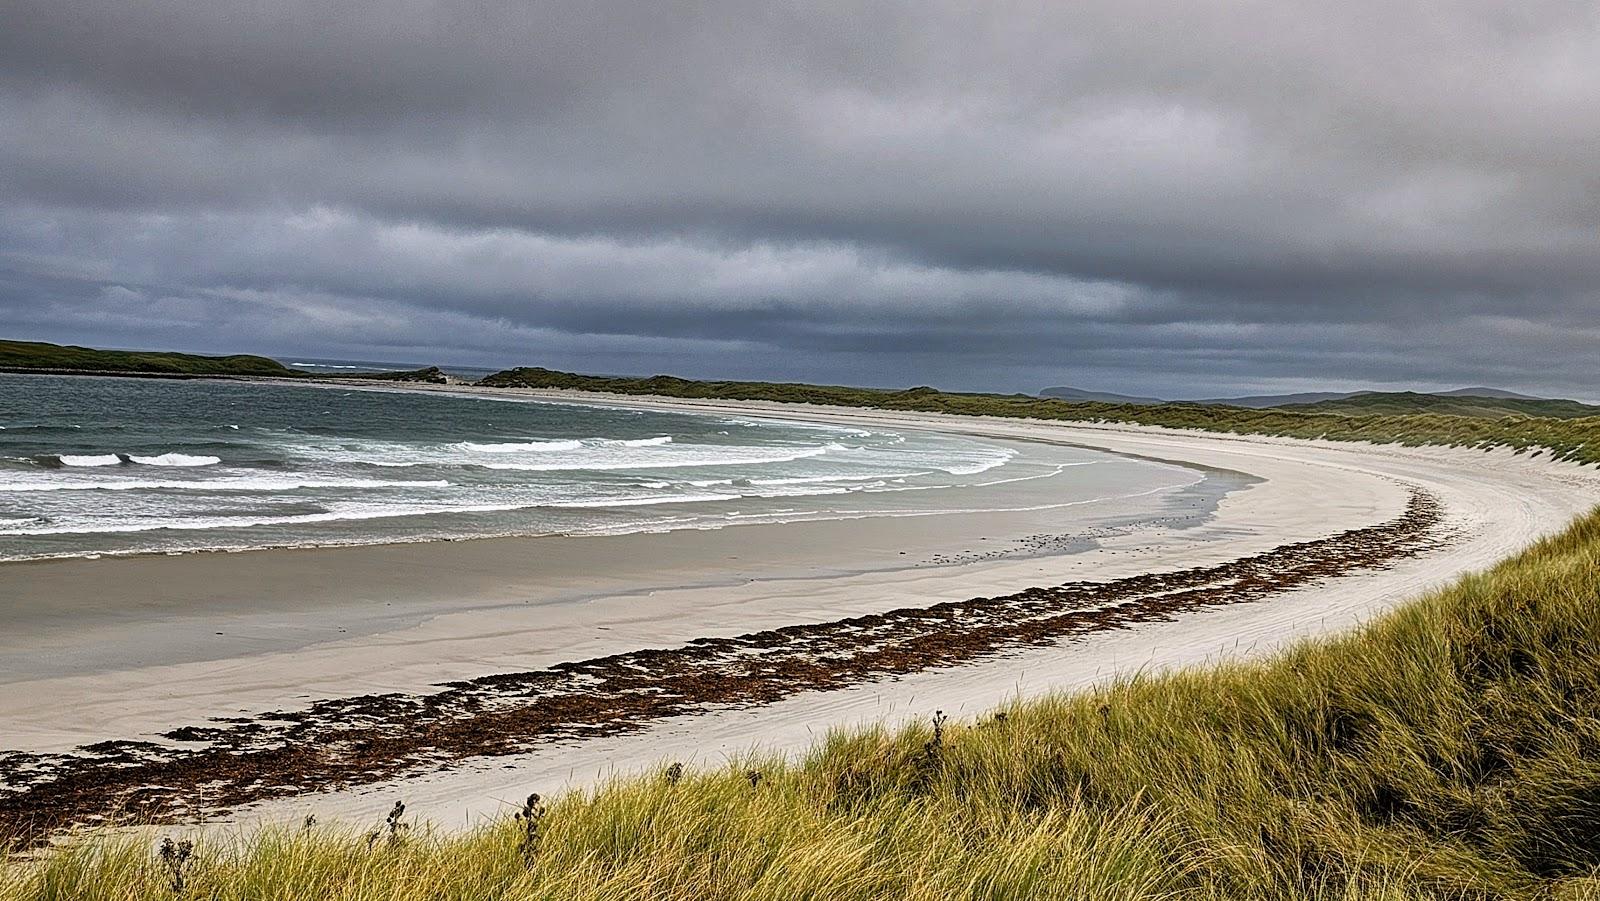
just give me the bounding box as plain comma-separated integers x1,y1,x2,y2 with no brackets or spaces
1,0,1598,397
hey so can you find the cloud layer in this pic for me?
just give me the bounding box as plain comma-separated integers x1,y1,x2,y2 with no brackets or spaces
3,1,1598,396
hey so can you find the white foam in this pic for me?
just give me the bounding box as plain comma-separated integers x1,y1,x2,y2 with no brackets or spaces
129,453,221,467
935,448,1017,475
57,454,121,467
0,503,515,536
684,471,925,488
0,476,449,493
462,436,671,455
543,493,730,508
462,440,584,453
0,492,742,536
481,443,836,472
751,471,926,487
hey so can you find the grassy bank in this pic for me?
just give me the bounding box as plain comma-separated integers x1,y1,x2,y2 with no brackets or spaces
480,367,1600,466
1276,391,1600,420
0,340,303,378
8,507,1600,899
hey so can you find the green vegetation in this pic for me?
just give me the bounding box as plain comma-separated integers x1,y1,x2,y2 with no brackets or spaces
341,366,450,384
1276,391,1600,420
0,339,303,377
9,509,1600,899
480,367,1600,466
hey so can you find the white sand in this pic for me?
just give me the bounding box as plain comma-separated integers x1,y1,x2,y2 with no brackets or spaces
6,389,1600,831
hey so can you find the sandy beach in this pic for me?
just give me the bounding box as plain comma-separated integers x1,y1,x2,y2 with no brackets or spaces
4,387,1600,838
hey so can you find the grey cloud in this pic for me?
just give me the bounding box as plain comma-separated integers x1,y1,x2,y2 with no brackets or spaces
1,0,1598,397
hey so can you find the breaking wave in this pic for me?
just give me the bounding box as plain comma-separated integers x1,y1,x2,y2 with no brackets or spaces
128,453,221,467
56,454,121,467
49,452,221,468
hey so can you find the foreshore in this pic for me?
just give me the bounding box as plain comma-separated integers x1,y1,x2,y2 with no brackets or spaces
3,385,1599,842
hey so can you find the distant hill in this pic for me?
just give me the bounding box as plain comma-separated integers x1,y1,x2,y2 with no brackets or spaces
1434,386,1541,400
0,339,303,377
1277,391,1600,420
1189,388,1545,408
1039,386,1164,404
1194,391,1361,408
1038,383,1576,413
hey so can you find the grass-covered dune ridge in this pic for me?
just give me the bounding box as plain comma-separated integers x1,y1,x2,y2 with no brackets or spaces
481,367,1600,467
1278,391,1600,420
10,508,1600,899
0,339,302,377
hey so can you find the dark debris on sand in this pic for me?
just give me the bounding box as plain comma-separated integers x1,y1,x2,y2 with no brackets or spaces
0,491,1447,849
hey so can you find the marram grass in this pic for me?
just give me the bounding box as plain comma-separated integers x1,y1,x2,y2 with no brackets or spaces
9,511,1600,900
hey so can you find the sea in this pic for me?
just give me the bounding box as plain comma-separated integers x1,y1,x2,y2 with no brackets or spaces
0,372,1212,561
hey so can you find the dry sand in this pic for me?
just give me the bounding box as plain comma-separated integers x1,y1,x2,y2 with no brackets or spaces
5,388,1599,832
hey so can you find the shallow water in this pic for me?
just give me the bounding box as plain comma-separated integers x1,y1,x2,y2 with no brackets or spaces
0,374,1201,560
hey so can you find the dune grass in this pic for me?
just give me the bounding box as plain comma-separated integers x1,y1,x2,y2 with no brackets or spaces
479,367,1600,466
1274,390,1600,420
7,506,1600,899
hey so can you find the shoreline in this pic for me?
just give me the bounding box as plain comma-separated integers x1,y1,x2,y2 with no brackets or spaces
3,381,1599,843
0,489,1446,847
0,441,1236,686
0,432,1235,567
0,372,1231,568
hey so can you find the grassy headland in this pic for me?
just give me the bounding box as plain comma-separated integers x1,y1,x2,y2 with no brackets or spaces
339,366,451,384
7,506,1600,899
482,366,1600,466
0,339,304,378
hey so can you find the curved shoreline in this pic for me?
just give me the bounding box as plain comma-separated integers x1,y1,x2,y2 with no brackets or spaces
0,438,1230,688
2,388,1598,842
0,490,1446,846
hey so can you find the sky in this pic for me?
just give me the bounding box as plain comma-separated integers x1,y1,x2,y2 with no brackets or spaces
2,2,1598,399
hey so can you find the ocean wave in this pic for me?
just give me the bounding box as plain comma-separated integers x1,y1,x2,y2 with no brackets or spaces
48,452,225,468
481,443,836,471
542,493,731,508
57,454,122,467
0,475,450,493
0,498,552,536
461,440,584,453
934,449,1016,475
0,492,741,536
752,471,923,486
128,453,221,467
463,436,672,454
685,471,926,488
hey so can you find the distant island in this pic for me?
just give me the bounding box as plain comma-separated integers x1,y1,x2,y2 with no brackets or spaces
9,338,1589,419
0,339,448,383
0,338,306,377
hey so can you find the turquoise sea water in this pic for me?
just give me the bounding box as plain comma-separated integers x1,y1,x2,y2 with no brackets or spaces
0,374,1202,560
